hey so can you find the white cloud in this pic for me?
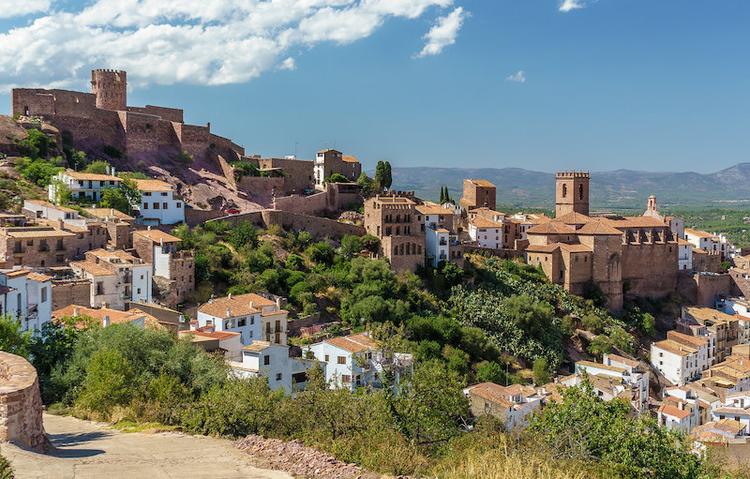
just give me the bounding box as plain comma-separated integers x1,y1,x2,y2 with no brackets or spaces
416,6,466,58
279,57,297,70
506,70,526,83
0,0,460,91
0,0,51,18
559,0,595,12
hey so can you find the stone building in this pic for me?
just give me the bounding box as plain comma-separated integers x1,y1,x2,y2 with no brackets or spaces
70,249,152,310
12,69,244,165
313,149,362,190
524,172,678,311
364,194,425,273
0,221,109,269
460,179,496,212
257,156,315,194
132,229,194,306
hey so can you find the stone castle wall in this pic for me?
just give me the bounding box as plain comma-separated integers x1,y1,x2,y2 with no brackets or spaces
0,352,46,451
237,176,285,197
621,242,678,299
274,191,328,215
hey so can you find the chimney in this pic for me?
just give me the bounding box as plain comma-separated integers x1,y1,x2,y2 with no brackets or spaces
102,315,110,328
226,307,232,318
111,166,116,176
228,293,232,300
73,306,80,316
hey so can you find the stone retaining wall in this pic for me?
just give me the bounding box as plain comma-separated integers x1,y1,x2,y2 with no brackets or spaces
0,352,46,451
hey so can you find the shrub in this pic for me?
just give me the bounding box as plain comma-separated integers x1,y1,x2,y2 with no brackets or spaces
84,159,111,174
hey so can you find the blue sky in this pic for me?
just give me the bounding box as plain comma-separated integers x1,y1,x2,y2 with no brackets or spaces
0,0,748,173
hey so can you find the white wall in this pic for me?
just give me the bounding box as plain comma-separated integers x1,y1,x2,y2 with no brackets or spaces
197,311,261,345
135,190,184,225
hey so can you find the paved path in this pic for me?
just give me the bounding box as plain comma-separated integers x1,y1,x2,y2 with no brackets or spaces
2,414,292,479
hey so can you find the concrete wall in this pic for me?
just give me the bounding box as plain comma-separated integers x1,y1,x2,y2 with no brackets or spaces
0,352,45,451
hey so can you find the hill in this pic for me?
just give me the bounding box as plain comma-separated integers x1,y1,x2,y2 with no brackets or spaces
391,165,750,211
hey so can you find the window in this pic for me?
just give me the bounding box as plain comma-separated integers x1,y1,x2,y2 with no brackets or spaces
162,202,168,209
562,184,568,198
176,202,182,208
238,318,246,327
276,373,282,381
161,192,168,197
153,202,160,209
337,356,346,364
324,354,329,362
143,203,149,209
264,355,270,365
41,287,47,303
341,374,351,383
144,192,152,196
137,288,141,295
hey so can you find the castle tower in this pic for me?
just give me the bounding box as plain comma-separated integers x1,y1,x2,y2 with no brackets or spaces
555,171,590,218
91,69,127,111
646,195,657,214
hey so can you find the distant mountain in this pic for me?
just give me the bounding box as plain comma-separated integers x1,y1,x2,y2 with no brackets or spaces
390,164,750,211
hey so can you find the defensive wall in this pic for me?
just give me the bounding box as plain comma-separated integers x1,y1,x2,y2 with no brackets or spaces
0,352,46,451
676,271,731,306
621,242,678,299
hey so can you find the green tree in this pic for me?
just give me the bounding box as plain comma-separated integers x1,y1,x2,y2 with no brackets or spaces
532,357,551,385
16,157,63,186
306,241,335,265
393,360,468,449
84,159,111,175
374,161,386,191
16,128,51,159
0,316,32,357
51,177,72,205
475,361,507,384
356,173,376,197
528,384,703,479
76,348,135,418
99,178,141,213
340,235,363,259
382,161,393,190
326,173,349,183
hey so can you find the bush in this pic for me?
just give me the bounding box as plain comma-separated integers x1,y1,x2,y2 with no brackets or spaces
16,128,51,159
84,160,111,174
16,156,63,186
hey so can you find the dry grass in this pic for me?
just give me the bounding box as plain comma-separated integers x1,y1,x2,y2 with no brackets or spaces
434,448,596,479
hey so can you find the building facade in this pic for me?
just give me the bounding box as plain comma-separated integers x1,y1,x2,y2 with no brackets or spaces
364,194,425,272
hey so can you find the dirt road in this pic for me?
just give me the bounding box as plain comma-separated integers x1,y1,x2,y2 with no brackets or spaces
2,413,292,479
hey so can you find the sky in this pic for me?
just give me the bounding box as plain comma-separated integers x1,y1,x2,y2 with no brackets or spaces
0,0,748,173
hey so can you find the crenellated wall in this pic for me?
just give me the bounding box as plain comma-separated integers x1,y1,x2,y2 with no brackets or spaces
0,352,46,451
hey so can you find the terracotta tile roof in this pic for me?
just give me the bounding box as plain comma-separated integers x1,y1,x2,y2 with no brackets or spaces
554,212,592,224
326,333,377,353
714,418,745,435
471,217,503,229
526,214,551,225
242,340,273,352
27,272,52,282
198,293,276,318
577,360,627,374
658,404,691,420
467,179,495,188
133,229,182,243
525,243,561,253
86,248,141,264
53,305,162,329
653,339,697,357
133,179,174,192
83,208,134,221
24,199,77,214
416,204,454,216
526,221,576,235
3,228,76,238
685,228,718,239
466,382,513,407
606,354,640,368
3,269,30,278
71,260,115,276
667,330,708,348
713,406,750,416
181,330,241,341
684,307,737,324
577,220,624,236
677,238,692,246
64,170,120,182
604,216,669,229
342,155,359,163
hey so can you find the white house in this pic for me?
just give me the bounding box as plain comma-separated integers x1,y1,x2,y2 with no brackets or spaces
179,329,243,361
658,397,700,433
49,169,121,203
664,384,722,431
651,331,710,386
70,249,152,310
573,355,650,413
463,382,543,430
718,297,750,344
417,203,462,267
469,217,503,250
305,332,412,391
0,269,52,336
229,341,318,394
685,228,721,254
23,200,82,224
132,179,184,225
196,293,288,346
678,239,693,271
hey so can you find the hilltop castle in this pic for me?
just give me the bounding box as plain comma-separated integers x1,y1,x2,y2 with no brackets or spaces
12,69,244,165
525,171,679,311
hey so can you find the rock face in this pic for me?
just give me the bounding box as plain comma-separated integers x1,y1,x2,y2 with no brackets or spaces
0,352,46,451
236,435,371,479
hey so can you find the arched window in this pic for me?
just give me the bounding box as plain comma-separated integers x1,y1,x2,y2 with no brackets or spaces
562,184,568,198
579,184,584,200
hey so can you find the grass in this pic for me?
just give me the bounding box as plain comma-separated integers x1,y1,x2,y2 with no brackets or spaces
112,420,179,434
